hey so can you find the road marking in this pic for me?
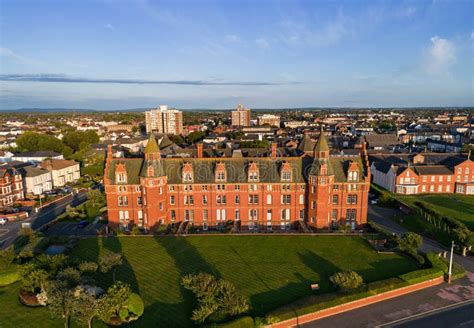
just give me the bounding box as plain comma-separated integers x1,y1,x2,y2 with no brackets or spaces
377,298,474,327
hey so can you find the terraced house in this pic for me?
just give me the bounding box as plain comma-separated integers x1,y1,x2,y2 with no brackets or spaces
104,128,370,231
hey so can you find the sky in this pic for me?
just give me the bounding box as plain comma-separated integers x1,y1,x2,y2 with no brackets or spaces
0,0,473,110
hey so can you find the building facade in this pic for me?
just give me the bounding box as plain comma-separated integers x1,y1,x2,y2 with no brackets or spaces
231,104,251,127
145,105,183,135
104,129,370,232
257,114,280,127
20,166,53,195
0,167,24,207
39,159,80,187
370,152,474,195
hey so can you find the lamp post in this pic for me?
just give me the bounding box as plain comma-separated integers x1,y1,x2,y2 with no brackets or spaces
448,240,455,284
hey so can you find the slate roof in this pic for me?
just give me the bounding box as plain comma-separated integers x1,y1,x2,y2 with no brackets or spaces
414,165,453,175
20,166,51,177
364,134,399,148
298,133,315,152
107,155,366,185
144,135,160,154
314,128,330,153
39,159,78,170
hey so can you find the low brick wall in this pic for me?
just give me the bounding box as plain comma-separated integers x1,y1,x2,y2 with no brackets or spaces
269,276,444,328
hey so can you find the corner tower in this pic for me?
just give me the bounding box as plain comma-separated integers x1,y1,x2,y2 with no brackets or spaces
307,126,334,229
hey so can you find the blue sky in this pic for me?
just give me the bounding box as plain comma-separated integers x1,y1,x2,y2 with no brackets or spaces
0,0,473,109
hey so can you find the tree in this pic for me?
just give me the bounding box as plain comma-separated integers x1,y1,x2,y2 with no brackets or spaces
46,280,77,328
399,232,422,254
330,270,363,292
63,130,99,152
87,189,106,208
98,282,131,323
20,264,49,293
99,250,123,282
16,132,64,153
181,273,249,323
187,131,206,144
0,246,15,270
72,290,100,328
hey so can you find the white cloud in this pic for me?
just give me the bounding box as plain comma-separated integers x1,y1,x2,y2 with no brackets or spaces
424,36,456,74
0,47,40,65
224,34,240,43
278,11,352,47
255,38,270,49
105,23,115,31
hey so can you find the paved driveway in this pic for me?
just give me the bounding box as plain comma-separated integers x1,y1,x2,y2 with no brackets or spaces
369,204,474,273
44,221,105,236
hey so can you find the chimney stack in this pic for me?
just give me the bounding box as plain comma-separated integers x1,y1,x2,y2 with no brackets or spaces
271,142,278,159
197,143,203,159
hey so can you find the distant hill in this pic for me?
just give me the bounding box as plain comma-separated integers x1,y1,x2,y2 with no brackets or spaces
0,106,472,113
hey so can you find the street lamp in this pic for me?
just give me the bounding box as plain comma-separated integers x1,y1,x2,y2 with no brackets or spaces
448,240,456,284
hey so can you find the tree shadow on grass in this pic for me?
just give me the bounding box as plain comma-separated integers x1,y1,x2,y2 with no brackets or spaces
100,236,139,293
248,251,341,317
154,236,220,277
144,236,221,327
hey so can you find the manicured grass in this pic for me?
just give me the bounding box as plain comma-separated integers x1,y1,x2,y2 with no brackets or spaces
398,194,474,230
0,235,420,327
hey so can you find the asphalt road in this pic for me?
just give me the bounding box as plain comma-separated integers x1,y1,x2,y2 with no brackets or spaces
386,300,474,328
0,189,88,248
301,204,474,328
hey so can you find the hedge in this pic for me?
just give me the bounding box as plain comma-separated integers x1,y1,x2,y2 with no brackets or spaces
426,252,466,281
0,266,20,286
398,268,443,285
217,316,254,328
267,277,410,322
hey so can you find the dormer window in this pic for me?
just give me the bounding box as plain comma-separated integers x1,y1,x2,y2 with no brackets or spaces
249,172,258,181
348,171,358,181
248,162,259,182
116,172,127,183
215,162,226,182
281,161,292,182
183,173,193,182
347,161,359,182
182,163,194,183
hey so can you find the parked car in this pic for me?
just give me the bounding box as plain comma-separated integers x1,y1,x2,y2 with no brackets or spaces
77,220,90,229
370,199,379,205
0,218,8,225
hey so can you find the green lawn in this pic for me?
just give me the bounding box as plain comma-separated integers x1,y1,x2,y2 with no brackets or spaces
0,236,420,327
398,194,474,231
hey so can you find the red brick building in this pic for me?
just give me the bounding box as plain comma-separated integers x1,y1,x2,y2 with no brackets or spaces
0,166,24,208
104,129,370,231
370,152,474,195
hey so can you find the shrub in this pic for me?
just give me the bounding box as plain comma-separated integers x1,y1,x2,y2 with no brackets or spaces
130,226,141,236
0,246,15,270
119,308,129,321
398,268,443,284
78,261,99,273
127,293,144,317
399,232,422,255
329,270,363,292
218,316,254,327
